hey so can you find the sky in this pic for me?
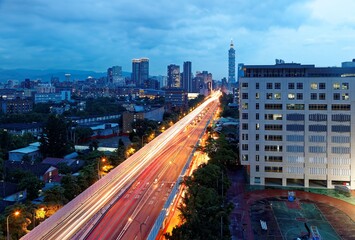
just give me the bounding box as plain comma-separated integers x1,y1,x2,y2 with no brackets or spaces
0,0,355,80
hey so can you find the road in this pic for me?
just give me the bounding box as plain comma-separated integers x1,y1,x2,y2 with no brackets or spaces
21,91,220,240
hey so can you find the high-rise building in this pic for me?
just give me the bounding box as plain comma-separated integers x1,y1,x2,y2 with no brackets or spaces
167,64,181,88
182,61,192,92
239,60,355,189
107,66,123,85
228,40,236,84
132,58,149,88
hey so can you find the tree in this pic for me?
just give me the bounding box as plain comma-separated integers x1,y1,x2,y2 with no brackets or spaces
61,174,81,201
18,173,44,200
57,162,72,174
43,186,66,204
75,126,93,144
39,114,73,158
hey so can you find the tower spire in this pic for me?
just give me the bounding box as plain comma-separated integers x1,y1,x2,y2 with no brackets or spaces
230,39,234,48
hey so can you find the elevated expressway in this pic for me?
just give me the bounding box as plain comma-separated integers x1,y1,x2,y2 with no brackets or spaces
22,91,221,240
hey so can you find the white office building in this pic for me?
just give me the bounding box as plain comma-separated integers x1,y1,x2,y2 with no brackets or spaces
239,60,355,189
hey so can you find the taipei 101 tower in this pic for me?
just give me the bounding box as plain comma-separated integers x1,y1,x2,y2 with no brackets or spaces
228,39,236,85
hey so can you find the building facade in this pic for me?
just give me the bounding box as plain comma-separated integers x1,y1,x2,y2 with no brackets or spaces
132,58,149,88
239,61,355,189
167,64,181,88
182,61,192,92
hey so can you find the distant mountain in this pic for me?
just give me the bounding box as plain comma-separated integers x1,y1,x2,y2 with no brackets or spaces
0,68,132,82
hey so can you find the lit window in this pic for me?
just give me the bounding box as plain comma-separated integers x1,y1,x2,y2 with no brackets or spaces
311,83,318,90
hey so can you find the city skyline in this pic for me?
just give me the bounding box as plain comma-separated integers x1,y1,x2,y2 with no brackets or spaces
0,0,355,79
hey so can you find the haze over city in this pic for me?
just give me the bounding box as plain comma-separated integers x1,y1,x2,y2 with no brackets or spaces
1,0,355,79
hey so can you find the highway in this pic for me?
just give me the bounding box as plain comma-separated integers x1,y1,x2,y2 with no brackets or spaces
21,91,221,240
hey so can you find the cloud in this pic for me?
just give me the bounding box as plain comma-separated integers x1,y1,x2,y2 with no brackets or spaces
0,0,354,80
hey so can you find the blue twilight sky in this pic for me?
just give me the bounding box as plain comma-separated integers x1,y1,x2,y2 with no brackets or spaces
0,0,355,80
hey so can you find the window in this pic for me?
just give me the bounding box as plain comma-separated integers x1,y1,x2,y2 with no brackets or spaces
256,165,259,172
331,136,350,143
309,125,327,132
255,123,260,130
256,155,260,161
286,145,304,152
309,104,327,110
319,83,326,89
287,104,304,110
319,93,326,100
309,146,326,153
242,123,248,130
332,114,350,122
264,135,282,141
242,93,248,99
265,104,282,110
265,124,283,130
288,93,295,100
242,134,248,140
309,135,326,142
256,144,259,151
287,114,304,121
266,93,272,99
342,83,349,90
267,83,273,89
310,83,318,90
255,93,260,99
256,134,259,140
286,135,304,142
296,93,303,100
242,113,248,119
275,83,281,89
310,93,317,100
265,114,283,120
274,93,281,100
286,124,305,131
265,156,283,162
241,82,248,88
331,147,350,154
265,145,283,152
332,104,351,111
288,83,295,89
342,93,349,100
333,93,340,100
256,103,259,109
242,154,248,161
242,144,248,150
309,114,327,121
265,166,283,173
331,125,350,132
333,83,340,89
242,103,248,109
254,177,260,184
256,83,259,89
297,82,303,89
256,113,259,120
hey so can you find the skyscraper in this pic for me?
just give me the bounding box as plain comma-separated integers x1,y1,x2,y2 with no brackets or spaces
183,61,192,92
228,40,236,84
167,64,181,88
132,58,149,88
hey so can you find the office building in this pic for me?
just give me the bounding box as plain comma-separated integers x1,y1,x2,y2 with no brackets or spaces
182,61,192,92
167,64,181,88
228,40,236,84
239,60,355,189
132,58,149,88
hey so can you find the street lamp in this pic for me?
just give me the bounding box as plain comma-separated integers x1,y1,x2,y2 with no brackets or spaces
7,211,20,240
97,157,106,179
128,217,146,240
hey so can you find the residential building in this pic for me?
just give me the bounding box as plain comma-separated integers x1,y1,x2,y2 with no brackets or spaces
0,98,33,114
165,88,188,111
239,60,355,189
122,106,164,133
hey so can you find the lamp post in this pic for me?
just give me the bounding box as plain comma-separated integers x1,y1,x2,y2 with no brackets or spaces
7,211,20,240
97,157,106,179
128,217,146,240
